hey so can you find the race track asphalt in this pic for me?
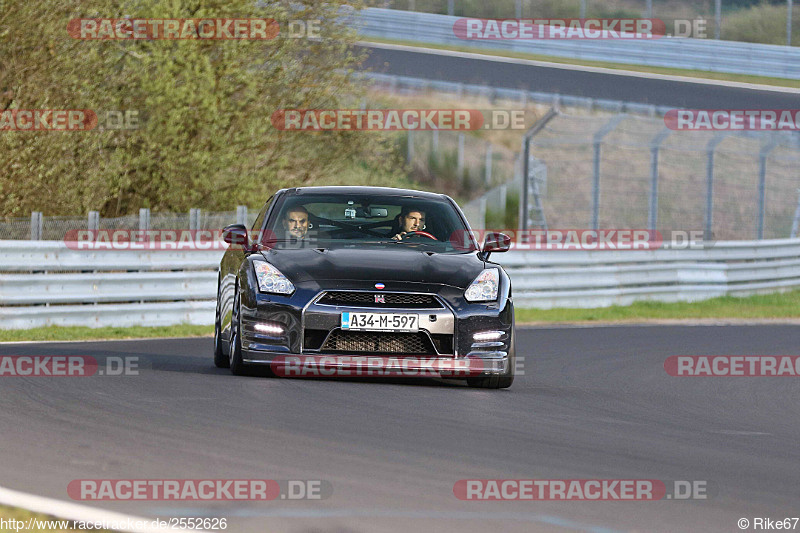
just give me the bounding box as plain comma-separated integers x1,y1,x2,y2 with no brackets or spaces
2,325,799,532
359,44,800,110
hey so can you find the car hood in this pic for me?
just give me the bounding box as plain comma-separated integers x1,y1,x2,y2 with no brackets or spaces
258,246,485,290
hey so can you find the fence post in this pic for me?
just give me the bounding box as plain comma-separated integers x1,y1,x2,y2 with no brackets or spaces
236,205,248,226
432,129,439,153
704,134,727,238
484,141,493,185
407,130,414,165
715,0,722,39
88,211,99,231
648,128,671,231
457,132,465,181
591,115,626,231
757,139,778,239
516,0,522,18
447,0,454,16
30,211,42,241
791,189,800,238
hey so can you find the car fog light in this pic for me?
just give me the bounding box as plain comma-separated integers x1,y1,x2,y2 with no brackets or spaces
254,323,284,335
473,330,504,341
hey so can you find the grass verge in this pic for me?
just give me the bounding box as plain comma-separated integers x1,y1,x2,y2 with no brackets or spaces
361,37,800,89
1,291,798,342
0,325,214,343
516,289,800,323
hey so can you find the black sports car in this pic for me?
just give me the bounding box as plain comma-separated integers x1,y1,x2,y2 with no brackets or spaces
213,186,515,388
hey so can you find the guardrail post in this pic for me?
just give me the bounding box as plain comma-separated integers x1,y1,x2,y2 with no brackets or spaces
88,211,99,231
30,211,42,240
484,141,493,185
757,139,779,239
139,208,150,232
236,205,248,226
189,208,200,231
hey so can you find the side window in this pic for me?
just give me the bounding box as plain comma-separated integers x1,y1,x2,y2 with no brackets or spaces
251,196,274,232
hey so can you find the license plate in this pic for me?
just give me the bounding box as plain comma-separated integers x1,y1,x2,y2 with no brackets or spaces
341,312,419,332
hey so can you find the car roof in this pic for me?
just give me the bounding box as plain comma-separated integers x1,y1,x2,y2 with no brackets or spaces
277,186,450,201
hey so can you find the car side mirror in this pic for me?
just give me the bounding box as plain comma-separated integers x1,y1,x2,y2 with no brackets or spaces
222,224,253,251
480,232,511,260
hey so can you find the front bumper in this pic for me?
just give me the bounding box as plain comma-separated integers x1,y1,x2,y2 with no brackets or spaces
238,281,512,377
242,352,509,377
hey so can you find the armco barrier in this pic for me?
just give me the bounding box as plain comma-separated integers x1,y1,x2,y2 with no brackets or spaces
355,8,800,80
1,238,799,329
0,241,223,329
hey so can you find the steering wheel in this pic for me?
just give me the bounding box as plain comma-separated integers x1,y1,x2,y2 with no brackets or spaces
401,230,438,241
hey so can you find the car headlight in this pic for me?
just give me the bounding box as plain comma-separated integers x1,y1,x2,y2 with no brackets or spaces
253,261,295,295
464,268,499,302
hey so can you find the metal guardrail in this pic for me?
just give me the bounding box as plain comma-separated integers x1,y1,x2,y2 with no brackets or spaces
497,238,800,308
2,238,800,328
0,242,222,330
363,72,672,116
356,8,800,80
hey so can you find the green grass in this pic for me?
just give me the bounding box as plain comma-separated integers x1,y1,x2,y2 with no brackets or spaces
1,291,798,342
0,324,213,343
362,37,800,89
516,289,800,323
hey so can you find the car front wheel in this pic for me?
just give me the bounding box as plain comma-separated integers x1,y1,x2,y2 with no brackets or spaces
229,288,248,376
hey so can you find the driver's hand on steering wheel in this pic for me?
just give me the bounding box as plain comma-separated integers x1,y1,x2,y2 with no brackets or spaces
392,232,406,241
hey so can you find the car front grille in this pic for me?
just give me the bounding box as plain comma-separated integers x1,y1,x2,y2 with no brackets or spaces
320,329,436,354
316,291,442,309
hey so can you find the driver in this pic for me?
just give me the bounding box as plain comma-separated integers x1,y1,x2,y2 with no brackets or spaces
282,206,310,240
391,207,426,241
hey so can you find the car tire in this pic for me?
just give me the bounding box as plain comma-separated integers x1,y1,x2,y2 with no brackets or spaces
467,322,515,389
229,288,248,376
213,282,230,369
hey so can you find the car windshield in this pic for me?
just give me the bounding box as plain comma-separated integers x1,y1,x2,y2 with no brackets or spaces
263,192,478,253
